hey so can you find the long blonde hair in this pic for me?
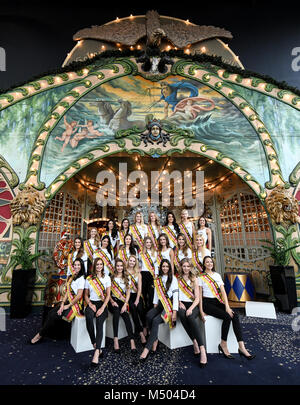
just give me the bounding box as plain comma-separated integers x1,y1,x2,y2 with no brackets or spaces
89,227,101,246
195,234,207,260
177,233,189,257
148,211,161,231
134,211,144,225
178,258,196,283
111,258,130,289
142,236,156,256
126,255,140,277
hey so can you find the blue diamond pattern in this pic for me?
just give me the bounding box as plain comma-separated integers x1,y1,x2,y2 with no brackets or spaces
232,276,244,300
245,277,255,299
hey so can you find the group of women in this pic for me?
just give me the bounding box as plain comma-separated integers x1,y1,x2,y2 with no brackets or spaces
30,210,255,368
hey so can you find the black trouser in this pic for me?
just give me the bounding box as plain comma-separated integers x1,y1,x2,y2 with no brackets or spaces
108,298,134,339
141,271,154,312
145,301,165,351
129,292,146,334
203,297,243,342
178,301,205,347
85,300,108,350
39,304,71,337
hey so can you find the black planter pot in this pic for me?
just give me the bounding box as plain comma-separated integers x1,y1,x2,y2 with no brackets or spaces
10,268,36,318
269,265,297,313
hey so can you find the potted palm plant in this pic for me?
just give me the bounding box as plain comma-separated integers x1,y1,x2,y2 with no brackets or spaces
9,233,48,318
260,238,299,313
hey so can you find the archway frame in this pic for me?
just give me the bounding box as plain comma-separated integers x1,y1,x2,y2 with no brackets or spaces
16,57,289,193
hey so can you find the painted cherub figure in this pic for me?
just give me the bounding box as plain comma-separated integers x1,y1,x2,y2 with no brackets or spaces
55,116,78,152
78,120,103,137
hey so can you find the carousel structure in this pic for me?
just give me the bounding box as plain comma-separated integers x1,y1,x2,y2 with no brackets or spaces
0,10,299,311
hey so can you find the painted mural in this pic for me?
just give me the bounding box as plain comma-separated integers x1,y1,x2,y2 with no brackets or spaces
0,83,75,183
231,84,300,182
40,75,269,186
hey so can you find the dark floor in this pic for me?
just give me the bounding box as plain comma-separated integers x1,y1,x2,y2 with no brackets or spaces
0,307,299,389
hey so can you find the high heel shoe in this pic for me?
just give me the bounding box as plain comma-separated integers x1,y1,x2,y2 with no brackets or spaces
218,344,234,359
113,348,121,354
131,348,138,354
238,349,256,360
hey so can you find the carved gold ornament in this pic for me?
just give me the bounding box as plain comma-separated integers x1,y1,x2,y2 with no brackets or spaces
265,185,300,225
10,186,46,228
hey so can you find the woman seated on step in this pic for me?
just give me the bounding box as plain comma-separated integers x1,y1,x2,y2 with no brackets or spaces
84,257,111,367
177,258,207,367
198,256,255,360
139,259,178,362
29,258,85,345
108,258,137,354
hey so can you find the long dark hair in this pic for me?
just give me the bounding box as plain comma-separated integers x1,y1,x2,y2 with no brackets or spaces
106,219,119,240
72,258,86,280
197,216,208,229
121,218,130,232
91,257,105,279
165,211,180,235
122,233,137,255
202,255,215,272
158,258,173,291
73,236,84,259
157,233,170,250
100,235,113,259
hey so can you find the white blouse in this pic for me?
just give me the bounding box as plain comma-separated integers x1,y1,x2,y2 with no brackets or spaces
160,247,173,263
85,274,111,301
153,274,179,311
70,275,85,295
197,228,208,244
139,250,158,275
112,276,131,296
198,272,224,299
194,248,211,264
128,273,139,294
178,277,198,303
67,251,88,276
163,225,177,248
176,248,192,262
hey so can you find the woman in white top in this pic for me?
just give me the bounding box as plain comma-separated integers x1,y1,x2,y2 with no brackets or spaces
147,211,161,250
179,209,195,250
67,237,88,276
177,258,207,367
129,211,148,252
157,233,175,273
139,259,178,362
196,217,212,251
192,234,211,274
84,257,111,367
174,233,192,273
94,235,114,276
84,227,101,273
103,219,120,256
108,258,136,353
199,256,255,360
126,255,147,344
29,258,85,344
139,236,158,314
162,211,180,249
118,233,138,263
119,218,130,246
